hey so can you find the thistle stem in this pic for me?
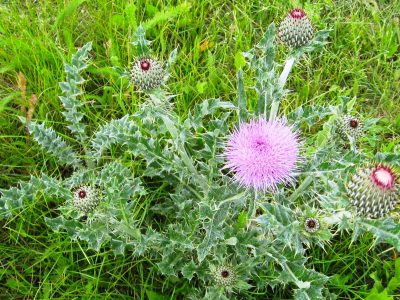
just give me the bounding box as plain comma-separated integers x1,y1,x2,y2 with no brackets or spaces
247,190,258,223
84,147,95,169
269,57,296,122
279,57,296,87
288,175,313,202
349,137,358,154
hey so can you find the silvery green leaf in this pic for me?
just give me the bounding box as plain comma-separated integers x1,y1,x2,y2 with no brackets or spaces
166,47,178,71
197,204,227,262
77,225,109,252
90,115,141,159
235,280,253,291
203,288,227,300
181,260,197,280
99,161,146,202
290,29,332,59
110,239,126,256
157,254,180,276
288,105,331,128
132,24,151,57
112,66,130,78
28,121,81,167
0,174,70,219
71,42,92,71
356,218,400,251
0,178,36,219
44,215,82,237
59,42,92,143
59,81,82,97
242,23,280,116
278,259,328,300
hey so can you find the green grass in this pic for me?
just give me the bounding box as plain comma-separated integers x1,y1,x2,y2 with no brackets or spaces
1,0,399,298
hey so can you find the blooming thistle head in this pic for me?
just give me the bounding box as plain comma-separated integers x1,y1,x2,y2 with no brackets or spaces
304,217,320,233
347,164,400,218
278,8,314,48
336,115,364,141
130,57,164,91
211,265,237,287
224,118,300,192
72,185,100,214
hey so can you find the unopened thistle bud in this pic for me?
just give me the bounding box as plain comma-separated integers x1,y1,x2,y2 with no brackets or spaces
130,57,164,91
212,265,237,287
73,185,100,214
347,164,399,218
278,8,314,48
304,217,320,233
336,115,363,141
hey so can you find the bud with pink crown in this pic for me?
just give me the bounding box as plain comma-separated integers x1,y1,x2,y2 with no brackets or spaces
278,8,314,48
347,164,400,218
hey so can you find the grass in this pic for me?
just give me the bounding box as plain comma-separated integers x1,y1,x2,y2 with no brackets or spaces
1,0,399,298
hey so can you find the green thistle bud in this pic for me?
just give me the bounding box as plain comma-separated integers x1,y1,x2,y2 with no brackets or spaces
211,265,237,287
278,8,314,48
73,185,100,214
130,57,164,91
336,115,363,141
347,164,400,218
304,217,320,233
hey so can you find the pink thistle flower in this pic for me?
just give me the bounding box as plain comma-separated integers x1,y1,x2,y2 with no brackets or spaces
224,118,300,192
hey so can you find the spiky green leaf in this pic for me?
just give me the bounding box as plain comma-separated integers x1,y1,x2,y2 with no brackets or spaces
28,121,81,167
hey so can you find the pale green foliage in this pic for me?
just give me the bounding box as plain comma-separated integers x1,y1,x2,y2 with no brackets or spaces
355,219,400,250
0,174,68,219
23,42,92,167
242,23,281,116
290,29,331,59
0,43,147,256
129,95,330,299
60,42,92,142
1,18,400,300
90,115,141,159
27,121,81,167
132,24,151,57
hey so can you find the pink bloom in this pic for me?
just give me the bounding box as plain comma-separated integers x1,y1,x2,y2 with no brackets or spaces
224,118,300,192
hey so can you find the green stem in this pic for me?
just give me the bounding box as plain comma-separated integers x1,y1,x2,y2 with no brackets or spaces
247,190,258,223
288,175,313,202
269,57,296,121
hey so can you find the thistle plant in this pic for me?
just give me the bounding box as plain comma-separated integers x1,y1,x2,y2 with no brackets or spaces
137,10,400,299
118,14,334,299
1,9,400,300
0,42,148,255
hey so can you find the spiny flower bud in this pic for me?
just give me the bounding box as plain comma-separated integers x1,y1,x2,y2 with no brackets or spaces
336,115,364,141
304,217,320,233
73,185,100,214
130,57,164,91
212,265,237,287
278,8,314,48
347,164,399,218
